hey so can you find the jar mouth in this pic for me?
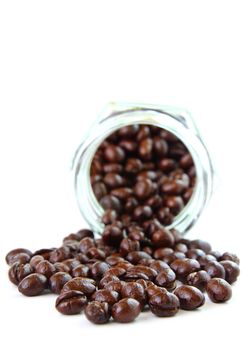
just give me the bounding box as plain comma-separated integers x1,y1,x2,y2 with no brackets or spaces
72,105,215,235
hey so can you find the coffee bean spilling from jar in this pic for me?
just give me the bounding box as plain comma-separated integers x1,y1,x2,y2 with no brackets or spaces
90,125,196,228
6,226,240,325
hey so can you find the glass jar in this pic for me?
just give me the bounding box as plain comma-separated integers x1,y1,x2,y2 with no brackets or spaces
72,102,215,235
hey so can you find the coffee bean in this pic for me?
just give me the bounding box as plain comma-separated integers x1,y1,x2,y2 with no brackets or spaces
55,290,87,315
6,248,32,265
112,298,141,323
220,252,240,265
8,262,33,285
152,229,175,248
155,268,176,291
206,278,232,303
139,138,153,160
72,264,90,278
134,179,154,200
54,262,71,273
153,136,168,157
133,205,153,221
204,261,226,279
62,277,96,297
149,291,179,317
49,247,71,263
49,272,72,294
85,301,110,324
105,280,125,293
186,270,211,292
102,225,124,247
170,258,200,281
29,255,44,269
35,260,56,278
125,158,143,173
18,273,47,296
90,262,110,280
189,239,212,254
92,182,107,200
92,289,119,306
103,173,124,189
76,229,94,240
174,285,205,310
220,261,240,284
121,282,147,306
99,195,122,213
119,238,140,256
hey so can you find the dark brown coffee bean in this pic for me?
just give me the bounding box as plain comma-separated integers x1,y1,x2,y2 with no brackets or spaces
49,272,72,294
102,225,124,247
186,270,211,292
149,291,179,317
79,237,95,254
146,284,166,298
18,273,47,296
137,170,158,182
92,182,107,200
204,261,226,279
125,158,143,173
220,252,240,265
98,275,120,289
5,248,32,265
119,238,140,256
121,282,146,306
112,298,141,323
92,289,119,306
99,195,122,213
103,173,124,189
175,243,188,254
105,280,125,293
105,255,124,266
156,207,173,225
153,247,174,260
72,264,90,278
160,129,178,142
133,205,153,221
198,254,217,267
220,261,240,284
118,125,139,138
174,285,205,310
62,277,96,297
210,251,222,260
76,229,94,240
139,138,153,160
85,301,110,324
125,197,139,213
158,158,176,173
161,179,185,195
150,260,170,272
35,260,56,278
49,247,71,263
127,266,157,281
29,255,44,269
103,163,123,173
134,179,154,200
119,140,138,153
180,153,193,169
55,290,87,315
189,239,212,254
145,195,163,209
170,258,200,281
155,268,176,291
164,196,184,215
111,187,132,200
8,262,33,285
183,188,194,203
104,145,125,163
126,251,152,264
151,229,174,248
186,248,206,260
206,278,232,303
153,136,168,157
104,267,126,278
90,262,110,280
54,262,71,273
137,125,150,141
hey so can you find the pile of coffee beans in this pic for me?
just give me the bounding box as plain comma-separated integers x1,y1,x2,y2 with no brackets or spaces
5,125,240,324
91,124,196,227
6,228,240,324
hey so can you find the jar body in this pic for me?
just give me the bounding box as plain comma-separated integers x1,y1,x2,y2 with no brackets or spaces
72,102,215,235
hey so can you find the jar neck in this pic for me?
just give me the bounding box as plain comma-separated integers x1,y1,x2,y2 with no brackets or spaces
72,103,215,235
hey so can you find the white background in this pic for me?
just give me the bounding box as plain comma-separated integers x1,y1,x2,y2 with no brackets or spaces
0,1,247,349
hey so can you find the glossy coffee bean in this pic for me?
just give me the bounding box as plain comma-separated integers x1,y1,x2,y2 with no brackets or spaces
90,261,110,280
105,280,125,294
119,238,140,256
220,252,240,265
150,260,170,272
204,261,226,279
133,205,153,221
170,258,200,281
54,262,71,273
99,275,120,289
49,247,71,263
198,254,217,268
49,272,72,294
189,239,212,254
186,270,211,292
5,248,32,265
125,158,143,173
72,264,90,278
18,273,47,296
206,278,232,303
35,260,56,278
8,262,33,285
55,290,87,315
174,285,205,310
92,182,107,200
151,229,175,248
155,268,176,291
121,282,147,306
112,298,141,323
85,301,110,324
92,289,119,306
186,248,205,260
102,225,124,247
62,277,96,297
30,255,44,269
149,291,179,317
100,195,122,213
220,261,240,284
104,145,125,163
134,179,154,200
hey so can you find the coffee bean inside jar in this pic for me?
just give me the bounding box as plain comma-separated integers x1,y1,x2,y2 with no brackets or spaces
90,125,196,234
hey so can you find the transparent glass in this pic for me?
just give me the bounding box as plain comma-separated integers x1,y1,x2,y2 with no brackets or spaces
72,102,215,235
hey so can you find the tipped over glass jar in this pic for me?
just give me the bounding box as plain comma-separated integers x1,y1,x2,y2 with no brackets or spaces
72,102,215,235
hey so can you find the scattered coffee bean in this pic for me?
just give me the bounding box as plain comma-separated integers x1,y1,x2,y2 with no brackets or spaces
85,301,110,324
206,278,232,303
149,291,180,317
186,270,211,292
18,273,47,296
56,290,87,315
174,285,205,310
49,272,72,294
220,261,240,284
112,298,141,323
